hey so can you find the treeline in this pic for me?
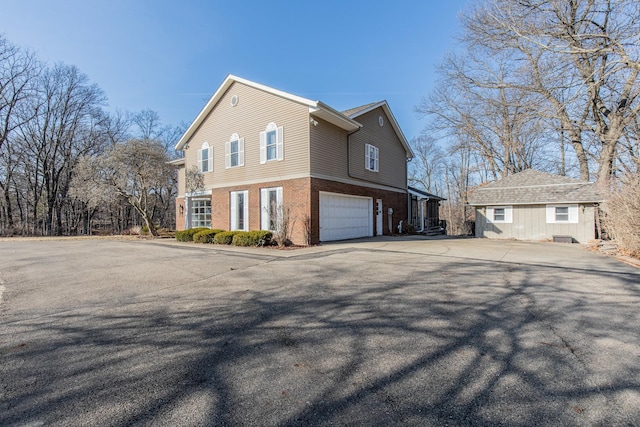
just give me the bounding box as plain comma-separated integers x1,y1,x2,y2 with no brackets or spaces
409,0,640,237
0,35,183,236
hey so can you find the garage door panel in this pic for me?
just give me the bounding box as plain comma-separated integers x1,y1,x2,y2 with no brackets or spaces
320,192,372,241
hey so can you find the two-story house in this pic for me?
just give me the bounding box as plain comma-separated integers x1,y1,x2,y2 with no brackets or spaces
174,75,414,245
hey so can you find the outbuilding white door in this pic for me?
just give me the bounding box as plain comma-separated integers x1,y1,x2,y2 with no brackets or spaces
319,192,373,241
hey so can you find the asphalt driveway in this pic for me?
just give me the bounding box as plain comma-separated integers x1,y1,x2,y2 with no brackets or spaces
1,237,639,426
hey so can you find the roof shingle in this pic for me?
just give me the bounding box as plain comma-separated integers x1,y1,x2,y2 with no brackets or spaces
467,169,603,205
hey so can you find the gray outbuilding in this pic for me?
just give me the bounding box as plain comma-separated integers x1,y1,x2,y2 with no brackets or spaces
468,169,603,243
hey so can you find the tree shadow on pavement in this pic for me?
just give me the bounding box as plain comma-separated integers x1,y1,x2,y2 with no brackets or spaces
1,250,639,426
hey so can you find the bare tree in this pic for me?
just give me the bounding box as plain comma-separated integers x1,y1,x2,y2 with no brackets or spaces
0,35,40,233
408,134,446,195
417,50,549,181
18,63,106,235
93,139,176,236
185,165,204,194
463,0,640,183
0,35,39,152
132,109,186,159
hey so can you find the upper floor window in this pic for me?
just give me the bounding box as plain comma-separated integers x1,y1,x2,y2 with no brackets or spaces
365,143,379,172
225,133,244,168
198,142,213,173
260,122,283,163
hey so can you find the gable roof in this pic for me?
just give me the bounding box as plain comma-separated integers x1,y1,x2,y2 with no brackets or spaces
175,74,361,150
408,186,446,201
467,169,603,206
343,101,414,159
175,76,414,159
341,102,380,118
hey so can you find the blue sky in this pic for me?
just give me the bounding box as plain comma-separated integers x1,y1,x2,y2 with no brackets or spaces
2,0,469,140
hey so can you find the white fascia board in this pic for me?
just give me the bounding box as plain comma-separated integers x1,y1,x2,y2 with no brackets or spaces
310,101,361,132
381,103,414,159
175,74,320,151
230,75,317,106
345,101,387,118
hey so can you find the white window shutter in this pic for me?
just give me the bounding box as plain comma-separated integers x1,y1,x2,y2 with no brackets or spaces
365,144,371,170
374,146,379,172
243,190,249,230
260,188,269,230
486,207,494,223
276,187,284,230
546,205,555,223
569,204,579,223
225,141,231,169
230,192,237,230
208,147,213,172
197,148,203,172
276,126,284,161
238,138,245,166
505,206,513,223
260,131,267,164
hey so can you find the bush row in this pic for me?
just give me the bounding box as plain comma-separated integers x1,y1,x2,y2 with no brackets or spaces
177,228,273,247
175,227,210,242
193,229,225,243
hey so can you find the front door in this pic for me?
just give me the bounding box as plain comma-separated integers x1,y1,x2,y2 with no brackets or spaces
376,199,383,236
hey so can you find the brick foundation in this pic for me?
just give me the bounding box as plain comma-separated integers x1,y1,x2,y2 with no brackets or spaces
176,177,408,245
175,197,185,231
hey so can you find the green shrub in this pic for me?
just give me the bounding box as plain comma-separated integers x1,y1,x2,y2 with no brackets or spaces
175,227,210,242
193,229,225,243
232,230,273,247
213,230,244,245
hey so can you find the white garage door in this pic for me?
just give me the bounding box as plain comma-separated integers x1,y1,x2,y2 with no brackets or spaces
319,192,373,241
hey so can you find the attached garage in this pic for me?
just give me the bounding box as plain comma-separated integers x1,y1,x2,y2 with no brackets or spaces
319,192,373,242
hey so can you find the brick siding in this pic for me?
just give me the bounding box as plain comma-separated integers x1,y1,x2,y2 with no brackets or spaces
176,177,408,245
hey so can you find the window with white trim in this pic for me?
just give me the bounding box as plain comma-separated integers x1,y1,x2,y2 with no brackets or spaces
230,190,249,231
197,142,213,173
365,143,379,172
261,187,283,232
260,122,283,163
189,198,211,228
546,204,579,223
225,133,244,168
486,206,512,223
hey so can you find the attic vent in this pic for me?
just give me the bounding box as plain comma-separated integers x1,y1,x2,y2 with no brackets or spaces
378,116,384,126
230,95,239,107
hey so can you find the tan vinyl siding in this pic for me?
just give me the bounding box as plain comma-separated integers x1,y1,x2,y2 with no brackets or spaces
475,204,595,243
348,107,407,189
177,164,186,196
182,82,310,188
309,117,349,179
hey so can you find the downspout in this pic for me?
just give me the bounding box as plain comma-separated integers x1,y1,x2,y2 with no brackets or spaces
420,197,429,233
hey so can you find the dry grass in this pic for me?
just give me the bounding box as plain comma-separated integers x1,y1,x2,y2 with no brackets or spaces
602,172,640,258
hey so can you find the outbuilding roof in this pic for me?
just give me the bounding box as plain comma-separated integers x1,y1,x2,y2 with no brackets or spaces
467,169,603,206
